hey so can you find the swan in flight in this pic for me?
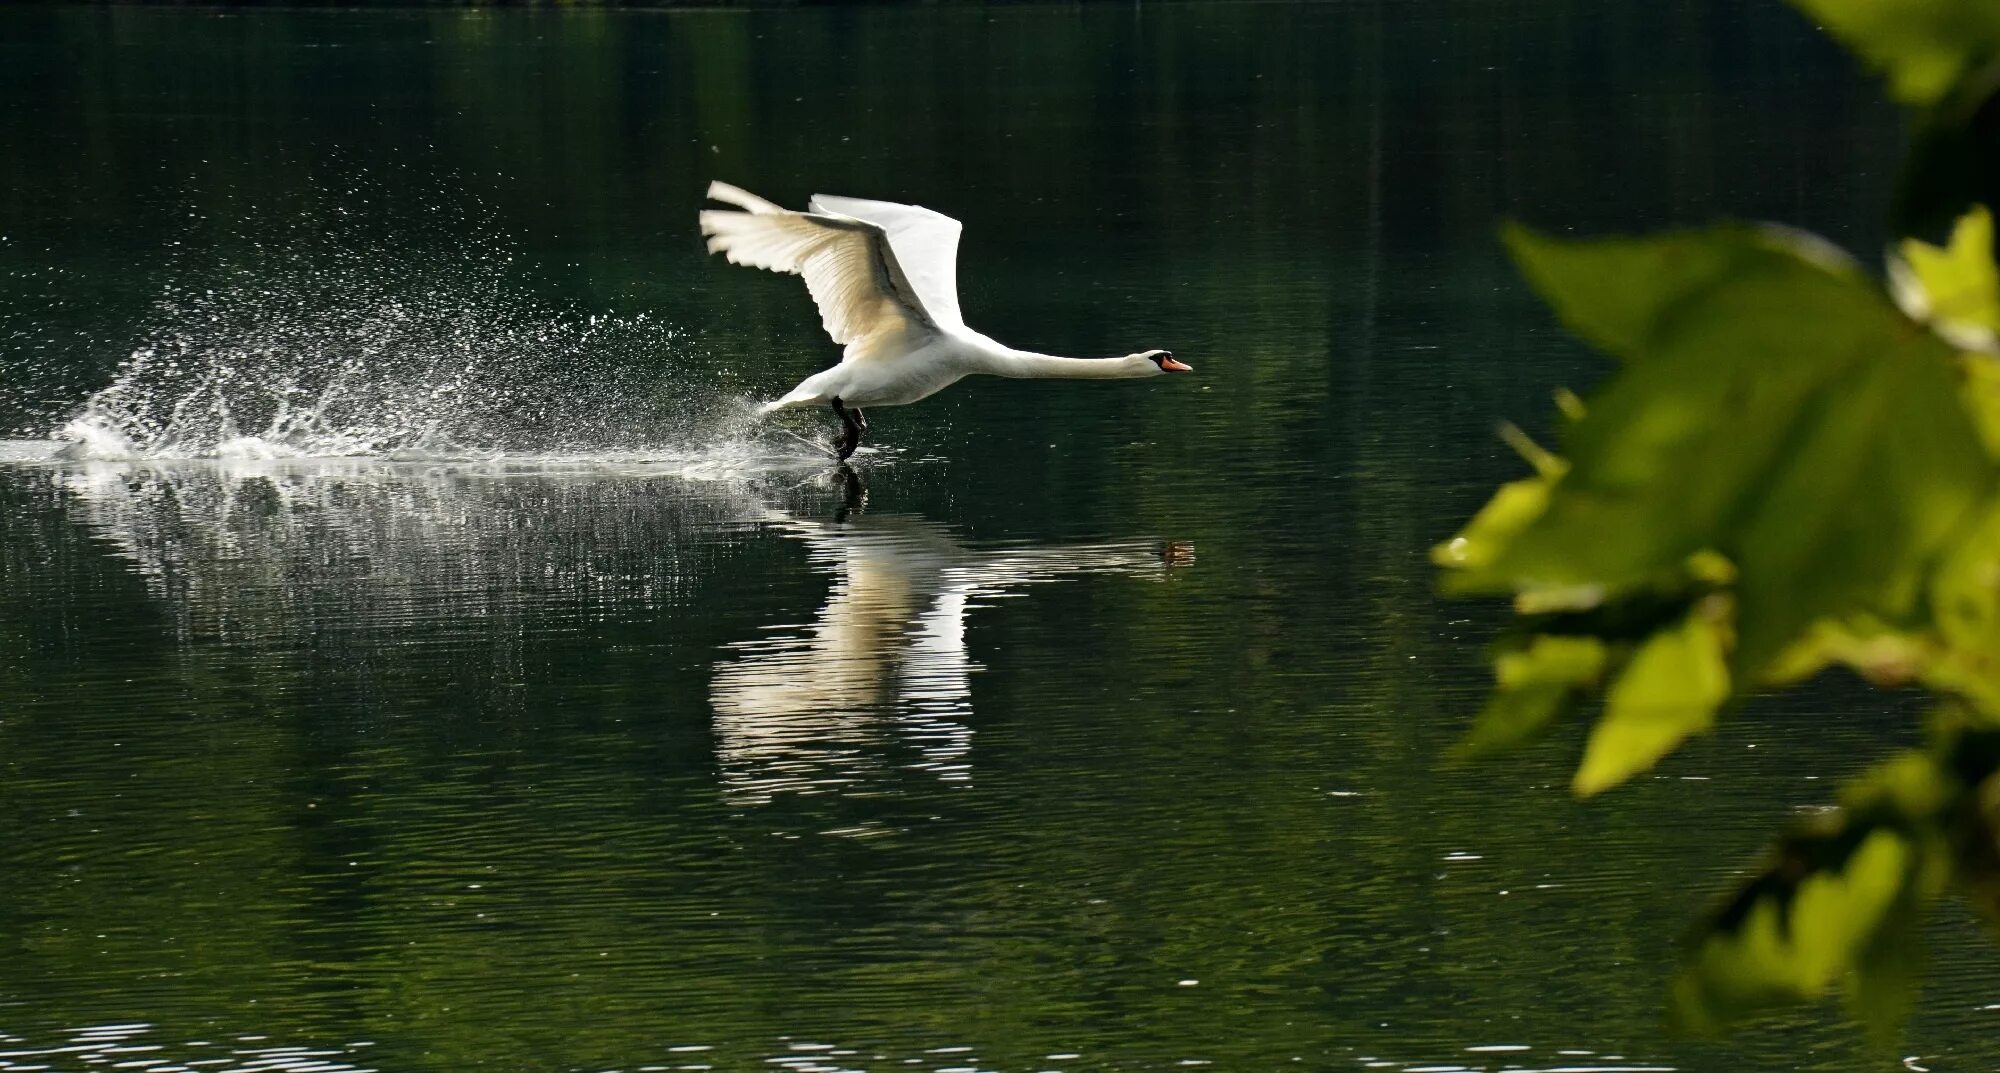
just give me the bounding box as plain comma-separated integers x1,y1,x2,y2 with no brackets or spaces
699,182,1192,459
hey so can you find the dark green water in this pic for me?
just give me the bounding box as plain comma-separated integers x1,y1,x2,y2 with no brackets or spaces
1,3,1992,1071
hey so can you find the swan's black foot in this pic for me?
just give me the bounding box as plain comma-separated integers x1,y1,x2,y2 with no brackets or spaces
831,398,866,461
834,463,867,520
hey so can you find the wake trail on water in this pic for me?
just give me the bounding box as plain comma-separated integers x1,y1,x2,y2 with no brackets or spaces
26,182,839,477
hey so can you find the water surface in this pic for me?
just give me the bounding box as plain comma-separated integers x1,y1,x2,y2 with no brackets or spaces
3,4,1993,1071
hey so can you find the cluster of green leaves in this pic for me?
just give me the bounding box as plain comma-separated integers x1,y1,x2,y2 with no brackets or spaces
1437,0,2000,1038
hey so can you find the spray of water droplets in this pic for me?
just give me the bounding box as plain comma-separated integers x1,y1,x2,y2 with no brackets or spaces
45,180,790,464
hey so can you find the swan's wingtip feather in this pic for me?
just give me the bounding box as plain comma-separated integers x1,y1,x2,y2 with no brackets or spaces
706,181,785,214
697,209,732,237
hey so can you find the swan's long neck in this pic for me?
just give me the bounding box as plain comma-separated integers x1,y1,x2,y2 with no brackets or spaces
979,347,1153,380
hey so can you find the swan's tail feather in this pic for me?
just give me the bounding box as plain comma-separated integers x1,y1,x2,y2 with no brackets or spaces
758,396,839,457
706,181,786,215
759,391,821,415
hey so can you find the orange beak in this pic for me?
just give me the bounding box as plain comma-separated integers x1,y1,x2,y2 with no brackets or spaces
1160,356,1193,373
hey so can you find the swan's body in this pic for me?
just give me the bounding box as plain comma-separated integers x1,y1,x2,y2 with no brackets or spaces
699,182,1191,458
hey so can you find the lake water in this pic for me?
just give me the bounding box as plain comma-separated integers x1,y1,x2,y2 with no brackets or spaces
1,3,1992,1071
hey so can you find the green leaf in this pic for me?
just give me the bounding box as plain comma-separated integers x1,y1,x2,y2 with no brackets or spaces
1729,337,1992,671
1454,686,1572,762
1766,497,2000,721
1451,635,1606,760
1789,0,2000,107
1572,609,1728,797
1920,500,2000,717
1673,826,1929,1035
1431,474,1553,575
1502,223,1780,360
1766,616,1929,691
1481,225,1995,677
1890,205,2000,349
1959,352,2000,456
1848,887,1926,1043
1672,750,1963,1035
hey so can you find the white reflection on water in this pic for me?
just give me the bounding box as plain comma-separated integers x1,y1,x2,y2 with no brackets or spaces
711,508,1188,804
11,447,1185,806
0,1022,379,1073
20,447,818,644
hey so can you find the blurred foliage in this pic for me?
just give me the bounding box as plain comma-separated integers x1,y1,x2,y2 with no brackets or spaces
1438,0,2000,1040
1793,0,2000,239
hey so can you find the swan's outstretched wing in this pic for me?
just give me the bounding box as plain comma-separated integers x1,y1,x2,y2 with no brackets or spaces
809,194,966,329
701,181,940,364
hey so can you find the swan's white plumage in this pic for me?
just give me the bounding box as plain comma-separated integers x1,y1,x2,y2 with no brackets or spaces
700,181,938,365
809,194,967,329
700,182,1186,430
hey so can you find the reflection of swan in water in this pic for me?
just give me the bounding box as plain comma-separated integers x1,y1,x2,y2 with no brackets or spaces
7,448,1190,807
711,506,1189,803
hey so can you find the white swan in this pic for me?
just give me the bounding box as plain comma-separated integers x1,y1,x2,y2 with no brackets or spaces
699,181,1193,459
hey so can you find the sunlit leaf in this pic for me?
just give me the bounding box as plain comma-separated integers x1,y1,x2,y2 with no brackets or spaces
1890,205,2000,350
1670,747,1979,1035
1675,820,1933,1032
1728,341,1991,672
1443,1,2000,1042
1673,831,1918,1033
1766,617,1928,690
1500,222,1855,362
1552,387,1587,423
1959,353,2000,459
1478,225,1994,677
1763,500,2000,721
1848,878,1926,1041
1431,475,1552,574
1685,550,1737,587
1922,501,2000,718
1789,0,2000,107
1572,609,1729,797
1497,421,1563,479
1451,635,1606,760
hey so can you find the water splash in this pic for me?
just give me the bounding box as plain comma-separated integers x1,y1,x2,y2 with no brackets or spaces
41,180,795,463
54,278,689,460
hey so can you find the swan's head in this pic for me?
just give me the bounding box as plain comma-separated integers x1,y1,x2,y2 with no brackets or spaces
1137,349,1193,374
